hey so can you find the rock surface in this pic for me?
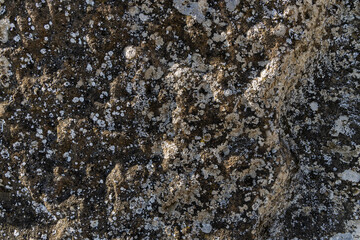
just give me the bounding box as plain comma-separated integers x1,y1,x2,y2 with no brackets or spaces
0,0,359,239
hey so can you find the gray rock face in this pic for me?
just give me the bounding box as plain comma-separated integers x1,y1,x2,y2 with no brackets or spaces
0,0,359,239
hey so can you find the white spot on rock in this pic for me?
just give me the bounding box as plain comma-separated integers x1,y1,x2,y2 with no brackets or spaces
331,116,354,137
273,23,287,37
330,232,353,240
173,0,208,23
90,220,99,228
225,0,240,12
310,102,318,111
124,46,137,60
339,169,360,183
86,63,93,72
139,13,149,22
201,223,212,233
161,141,178,160
86,0,94,6
14,35,21,42
212,32,227,42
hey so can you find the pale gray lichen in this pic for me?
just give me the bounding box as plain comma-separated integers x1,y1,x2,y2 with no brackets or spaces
225,0,240,12
339,170,360,183
173,0,208,23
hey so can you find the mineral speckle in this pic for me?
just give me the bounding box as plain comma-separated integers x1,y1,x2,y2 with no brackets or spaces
0,0,359,239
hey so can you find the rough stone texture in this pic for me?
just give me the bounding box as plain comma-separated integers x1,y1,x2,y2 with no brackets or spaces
0,0,359,239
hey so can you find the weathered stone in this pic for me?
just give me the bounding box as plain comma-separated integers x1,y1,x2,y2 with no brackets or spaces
0,0,359,239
